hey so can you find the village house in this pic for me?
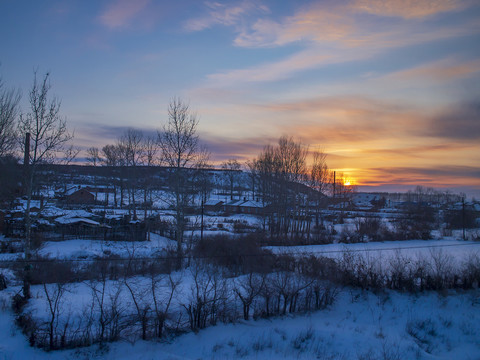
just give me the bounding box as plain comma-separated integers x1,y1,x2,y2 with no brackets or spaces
223,199,266,215
64,187,95,205
204,199,224,212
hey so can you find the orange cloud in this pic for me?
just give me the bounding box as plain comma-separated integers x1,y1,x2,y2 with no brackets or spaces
257,95,423,142
361,166,480,186
382,58,480,83
233,0,476,49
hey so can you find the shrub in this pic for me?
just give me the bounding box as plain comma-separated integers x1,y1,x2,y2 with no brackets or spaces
193,234,274,274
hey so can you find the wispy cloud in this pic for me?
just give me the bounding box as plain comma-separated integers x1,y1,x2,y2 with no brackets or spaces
381,57,480,83
234,4,353,47
199,0,479,86
365,165,480,185
232,0,476,48
99,0,151,29
183,1,269,32
207,48,332,84
200,134,275,163
76,123,157,148
357,143,472,157
255,95,423,143
352,0,466,19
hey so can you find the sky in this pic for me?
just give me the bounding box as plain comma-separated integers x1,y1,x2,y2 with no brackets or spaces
1,0,479,197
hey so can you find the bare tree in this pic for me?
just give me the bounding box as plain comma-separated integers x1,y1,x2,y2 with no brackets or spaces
221,158,241,200
141,135,158,221
157,98,199,268
0,74,24,206
310,150,330,195
43,283,67,350
150,273,179,338
102,144,122,207
245,159,258,201
102,144,121,166
195,146,212,242
181,264,226,331
309,150,331,236
252,136,309,240
117,128,144,220
86,146,102,201
86,146,102,166
0,74,21,157
123,278,151,340
17,71,74,299
234,272,264,320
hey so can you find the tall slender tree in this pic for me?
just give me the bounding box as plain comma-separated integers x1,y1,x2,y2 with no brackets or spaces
0,74,20,157
102,144,122,207
141,135,158,220
221,159,241,200
0,73,21,205
309,150,331,233
195,146,212,242
117,128,144,220
86,146,102,201
18,71,73,298
158,98,199,268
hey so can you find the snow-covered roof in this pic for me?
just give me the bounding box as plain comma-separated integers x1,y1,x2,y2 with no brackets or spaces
42,206,66,218
62,209,94,219
225,200,245,206
239,200,264,208
65,187,93,196
55,217,101,226
36,219,54,226
205,199,224,206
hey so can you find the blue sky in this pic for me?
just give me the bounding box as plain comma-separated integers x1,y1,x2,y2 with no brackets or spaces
1,0,479,196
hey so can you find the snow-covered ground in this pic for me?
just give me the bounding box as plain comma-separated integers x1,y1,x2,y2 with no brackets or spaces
266,239,480,264
1,228,480,359
37,233,177,260
1,287,479,359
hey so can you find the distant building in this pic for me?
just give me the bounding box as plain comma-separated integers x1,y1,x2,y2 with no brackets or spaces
223,199,266,215
65,188,95,204
238,200,265,215
204,200,224,212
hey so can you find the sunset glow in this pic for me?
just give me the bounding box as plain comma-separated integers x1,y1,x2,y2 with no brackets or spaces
1,0,479,196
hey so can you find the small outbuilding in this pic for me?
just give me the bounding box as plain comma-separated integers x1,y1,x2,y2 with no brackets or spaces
204,200,224,212
65,188,95,204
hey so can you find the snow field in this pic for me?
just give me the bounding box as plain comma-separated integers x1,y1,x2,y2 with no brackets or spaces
1,285,480,359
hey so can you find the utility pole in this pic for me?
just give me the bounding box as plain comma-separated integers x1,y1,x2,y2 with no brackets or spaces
333,171,336,198
24,133,30,166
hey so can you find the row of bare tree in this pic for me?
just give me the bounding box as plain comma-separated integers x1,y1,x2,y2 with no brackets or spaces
86,98,210,268
14,243,480,350
248,136,353,242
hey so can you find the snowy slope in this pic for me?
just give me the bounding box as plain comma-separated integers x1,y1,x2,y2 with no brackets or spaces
1,288,480,359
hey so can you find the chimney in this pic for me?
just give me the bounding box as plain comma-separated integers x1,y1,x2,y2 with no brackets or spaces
24,133,30,166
